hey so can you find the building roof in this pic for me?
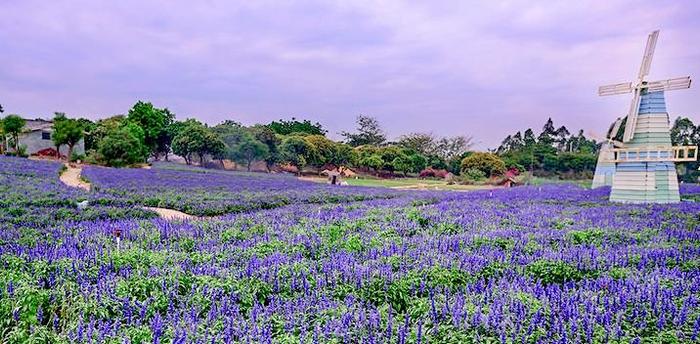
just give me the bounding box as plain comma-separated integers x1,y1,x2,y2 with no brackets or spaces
23,119,53,132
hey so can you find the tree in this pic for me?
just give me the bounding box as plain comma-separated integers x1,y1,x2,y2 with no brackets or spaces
671,117,699,182
52,113,84,158
554,126,570,152
279,136,316,173
2,115,25,153
331,142,354,167
671,117,697,146
342,115,386,147
434,136,473,162
75,118,97,152
360,154,384,175
397,133,436,156
171,122,215,165
267,118,326,136
250,124,281,172
97,123,147,167
127,101,174,158
538,117,556,145
461,152,506,177
523,129,537,147
378,145,403,172
304,135,336,170
230,134,269,171
0,104,4,113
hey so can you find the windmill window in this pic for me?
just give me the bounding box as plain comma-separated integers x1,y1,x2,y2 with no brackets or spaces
41,132,51,140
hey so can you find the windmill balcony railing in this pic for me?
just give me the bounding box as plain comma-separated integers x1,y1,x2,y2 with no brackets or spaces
606,145,698,163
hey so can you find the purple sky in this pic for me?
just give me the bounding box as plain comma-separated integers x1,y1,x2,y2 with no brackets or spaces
1,1,699,148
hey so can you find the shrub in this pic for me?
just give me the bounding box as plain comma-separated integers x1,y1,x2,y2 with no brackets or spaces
460,152,506,177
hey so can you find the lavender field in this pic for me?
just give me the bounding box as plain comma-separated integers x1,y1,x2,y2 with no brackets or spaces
2,157,700,343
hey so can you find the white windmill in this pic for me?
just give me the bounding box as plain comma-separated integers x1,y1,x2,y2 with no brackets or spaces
596,30,697,203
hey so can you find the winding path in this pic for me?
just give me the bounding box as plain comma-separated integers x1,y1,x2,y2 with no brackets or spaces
59,164,196,221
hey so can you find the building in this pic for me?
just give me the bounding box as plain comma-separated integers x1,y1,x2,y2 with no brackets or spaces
19,118,85,157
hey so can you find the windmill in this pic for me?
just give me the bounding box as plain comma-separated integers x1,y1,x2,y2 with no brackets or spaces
595,29,697,203
590,120,624,188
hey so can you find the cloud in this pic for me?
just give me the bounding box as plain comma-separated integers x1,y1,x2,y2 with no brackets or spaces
0,0,698,148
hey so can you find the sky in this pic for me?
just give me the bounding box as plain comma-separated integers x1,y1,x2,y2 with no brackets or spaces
1,0,699,149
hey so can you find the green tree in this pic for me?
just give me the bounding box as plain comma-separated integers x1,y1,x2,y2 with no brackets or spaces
360,154,384,175
2,115,25,153
342,115,386,147
250,125,281,172
279,136,316,173
171,122,219,165
304,134,336,170
127,101,174,158
267,118,326,136
230,134,269,171
52,113,84,158
97,123,147,167
538,117,556,145
461,152,506,177
397,133,436,156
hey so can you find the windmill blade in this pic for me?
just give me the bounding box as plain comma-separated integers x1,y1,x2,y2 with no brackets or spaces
645,76,692,92
622,89,642,142
599,82,633,96
609,118,623,140
588,130,625,147
638,30,659,80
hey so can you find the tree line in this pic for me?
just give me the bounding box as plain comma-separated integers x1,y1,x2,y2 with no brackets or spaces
2,101,696,181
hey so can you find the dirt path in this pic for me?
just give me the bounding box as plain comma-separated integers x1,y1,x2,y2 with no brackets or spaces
59,164,197,221
60,164,91,191
143,207,197,221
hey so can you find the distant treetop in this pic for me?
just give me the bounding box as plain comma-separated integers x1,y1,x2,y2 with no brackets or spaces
267,118,326,136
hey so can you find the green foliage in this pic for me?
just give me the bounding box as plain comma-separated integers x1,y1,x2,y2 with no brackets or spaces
525,259,592,285
567,228,605,245
462,168,486,181
2,114,25,152
341,115,386,147
267,118,326,136
279,135,316,171
171,121,223,165
97,122,147,167
126,101,175,157
460,152,506,177
229,134,269,171
52,112,84,157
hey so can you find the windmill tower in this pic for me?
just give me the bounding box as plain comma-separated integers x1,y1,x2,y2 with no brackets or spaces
597,30,697,203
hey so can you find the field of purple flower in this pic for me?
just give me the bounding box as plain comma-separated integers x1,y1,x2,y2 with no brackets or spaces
82,163,402,216
1,156,700,343
0,156,154,228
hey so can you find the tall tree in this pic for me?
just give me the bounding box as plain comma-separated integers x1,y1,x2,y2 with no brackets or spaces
279,136,316,173
342,115,386,147
554,126,570,152
127,101,174,158
397,133,436,156
52,113,84,158
250,125,281,172
523,129,537,147
538,117,556,145
435,136,473,162
171,122,221,165
2,115,25,153
230,134,269,171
